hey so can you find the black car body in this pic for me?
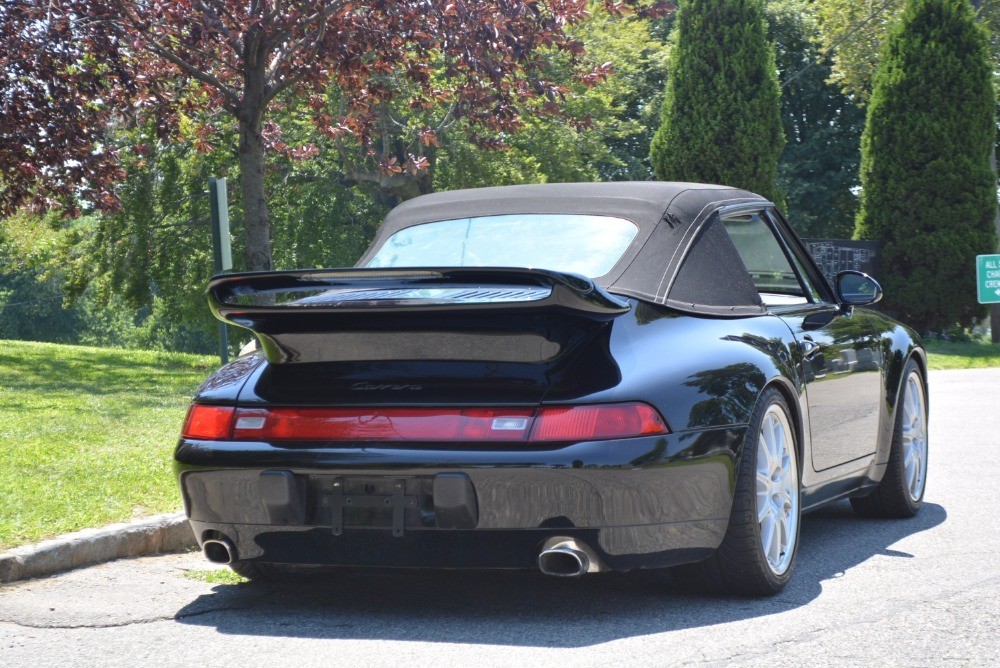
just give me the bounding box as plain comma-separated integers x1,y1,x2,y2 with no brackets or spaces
175,182,928,594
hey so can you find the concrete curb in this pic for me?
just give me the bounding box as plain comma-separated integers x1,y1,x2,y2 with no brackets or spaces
0,512,196,584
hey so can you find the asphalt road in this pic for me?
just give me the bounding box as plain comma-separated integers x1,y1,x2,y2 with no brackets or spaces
2,369,998,667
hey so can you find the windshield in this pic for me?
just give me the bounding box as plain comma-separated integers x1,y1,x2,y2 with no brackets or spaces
366,214,638,278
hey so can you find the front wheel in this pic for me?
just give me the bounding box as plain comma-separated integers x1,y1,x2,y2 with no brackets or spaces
851,360,927,518
672,387,801,595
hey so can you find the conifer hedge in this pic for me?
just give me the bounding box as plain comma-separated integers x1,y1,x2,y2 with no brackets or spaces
650,0,784,201
855,0,996,333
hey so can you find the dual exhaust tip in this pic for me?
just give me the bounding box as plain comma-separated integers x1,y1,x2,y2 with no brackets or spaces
204,534,605,577
537,537,607,577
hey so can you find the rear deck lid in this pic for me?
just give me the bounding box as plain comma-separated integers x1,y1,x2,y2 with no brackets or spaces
209,267,629,405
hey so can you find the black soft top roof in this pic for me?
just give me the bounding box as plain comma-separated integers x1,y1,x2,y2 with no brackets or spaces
357,182,772,317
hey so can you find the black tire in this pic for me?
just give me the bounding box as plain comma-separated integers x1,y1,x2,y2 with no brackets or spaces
671,387,801,596
851,359,927,519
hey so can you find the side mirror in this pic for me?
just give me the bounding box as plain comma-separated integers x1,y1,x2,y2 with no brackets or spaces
835,270,882,307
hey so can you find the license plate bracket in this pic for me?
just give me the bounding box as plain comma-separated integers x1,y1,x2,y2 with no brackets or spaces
326,477,417,537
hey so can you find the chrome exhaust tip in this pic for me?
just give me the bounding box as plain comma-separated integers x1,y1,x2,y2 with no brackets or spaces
203,537,237,565
537,537,607,577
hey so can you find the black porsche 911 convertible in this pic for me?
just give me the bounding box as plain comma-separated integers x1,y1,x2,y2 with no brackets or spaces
176,182,927,595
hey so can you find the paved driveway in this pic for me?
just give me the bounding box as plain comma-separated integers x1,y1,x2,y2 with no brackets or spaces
1,369,998,667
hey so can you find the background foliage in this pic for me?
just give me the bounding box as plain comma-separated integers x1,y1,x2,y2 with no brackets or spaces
1,0,996,350
855,0,996,333
769,0,867,238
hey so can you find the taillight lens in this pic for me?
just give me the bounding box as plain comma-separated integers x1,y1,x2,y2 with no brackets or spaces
230,407,535,442
181,405,236,439
530,404,668,442
184,403,668,443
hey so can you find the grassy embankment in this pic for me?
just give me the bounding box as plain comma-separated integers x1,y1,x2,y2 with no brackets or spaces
0,340,215,550
924,339,1000,370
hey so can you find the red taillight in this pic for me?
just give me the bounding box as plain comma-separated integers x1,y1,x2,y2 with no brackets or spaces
230,407,535,442
182,405,236,439
204,402,668,443
530,403,668,442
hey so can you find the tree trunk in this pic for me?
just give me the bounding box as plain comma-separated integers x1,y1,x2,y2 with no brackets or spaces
238,111,272,272
237,29,272,273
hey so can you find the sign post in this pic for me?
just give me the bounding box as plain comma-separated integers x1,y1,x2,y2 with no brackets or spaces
209,177,233,365
976,254,1000,305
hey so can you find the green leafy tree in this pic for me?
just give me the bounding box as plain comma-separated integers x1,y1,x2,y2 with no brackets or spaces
0,211,80,343
855,0,996,332
814,0,906,101
3,1,673,274
768,0,866,238
650,0,785,201
435,12,671,188
577,11,672,181
47,10,670,354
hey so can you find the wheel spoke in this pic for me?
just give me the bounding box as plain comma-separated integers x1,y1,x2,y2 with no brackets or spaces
770,516,783,565
758,433,772,470
778,448,789,480
765,419,778,466
776,511,788,556
760,513,775,557
770,417,784,465
757,471,770,491
758,495,771,523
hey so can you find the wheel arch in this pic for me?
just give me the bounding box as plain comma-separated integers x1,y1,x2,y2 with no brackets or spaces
872,331,928,475
908,348,929,408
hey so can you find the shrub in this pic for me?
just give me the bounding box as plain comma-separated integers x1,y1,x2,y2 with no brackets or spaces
650,0,784,202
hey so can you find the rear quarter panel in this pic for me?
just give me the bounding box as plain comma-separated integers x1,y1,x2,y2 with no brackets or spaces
552,301,803,434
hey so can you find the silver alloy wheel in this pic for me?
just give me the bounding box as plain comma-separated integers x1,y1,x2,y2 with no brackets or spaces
901,372,928,502
755,403,799,576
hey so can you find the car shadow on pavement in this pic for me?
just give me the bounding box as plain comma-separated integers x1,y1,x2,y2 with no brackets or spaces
174,500,946,647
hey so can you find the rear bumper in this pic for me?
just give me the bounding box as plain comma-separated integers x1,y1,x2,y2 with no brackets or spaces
174,427,743,572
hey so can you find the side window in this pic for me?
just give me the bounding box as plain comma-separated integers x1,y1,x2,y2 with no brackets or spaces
721,213,808,305
786,246,824,303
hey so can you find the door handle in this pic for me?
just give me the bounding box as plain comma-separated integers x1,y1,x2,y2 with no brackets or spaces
799,337,821,360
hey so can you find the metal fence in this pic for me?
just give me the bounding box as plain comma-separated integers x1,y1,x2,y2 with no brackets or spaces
803,239,881,289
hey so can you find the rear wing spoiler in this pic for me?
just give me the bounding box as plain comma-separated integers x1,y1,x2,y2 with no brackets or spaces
208,267,630,345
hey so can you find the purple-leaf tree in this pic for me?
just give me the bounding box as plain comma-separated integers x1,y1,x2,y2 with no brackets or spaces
1,0,673,270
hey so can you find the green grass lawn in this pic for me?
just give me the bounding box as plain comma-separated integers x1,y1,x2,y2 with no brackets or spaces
0,340,216,550
925,339,1000,370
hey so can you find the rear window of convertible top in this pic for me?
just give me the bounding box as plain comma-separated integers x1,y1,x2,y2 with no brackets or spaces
367,214,638,279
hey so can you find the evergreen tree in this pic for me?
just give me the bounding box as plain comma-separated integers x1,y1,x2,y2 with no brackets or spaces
650,0,784,201
855,0,996,333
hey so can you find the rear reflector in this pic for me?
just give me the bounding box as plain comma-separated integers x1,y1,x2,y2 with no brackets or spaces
184,403,668,443
182,405,236,440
